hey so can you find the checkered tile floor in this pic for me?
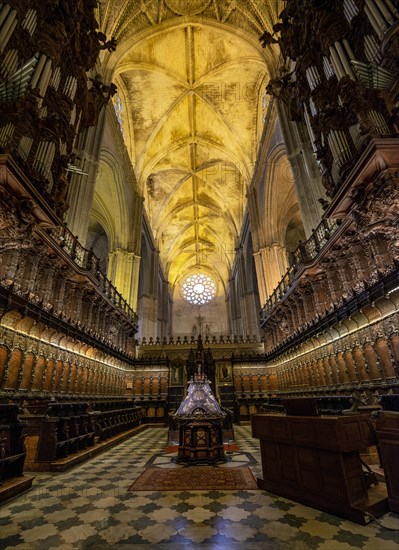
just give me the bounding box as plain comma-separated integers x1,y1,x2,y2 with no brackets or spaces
0,425,398,549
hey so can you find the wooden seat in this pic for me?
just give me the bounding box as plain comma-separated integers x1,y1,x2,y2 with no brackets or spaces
0,405,27,484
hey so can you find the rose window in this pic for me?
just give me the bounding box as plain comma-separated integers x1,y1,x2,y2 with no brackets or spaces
182,273,216,305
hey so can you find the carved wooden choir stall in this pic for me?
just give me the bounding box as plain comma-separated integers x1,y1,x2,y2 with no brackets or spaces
0,404,34,503
22,399,143,471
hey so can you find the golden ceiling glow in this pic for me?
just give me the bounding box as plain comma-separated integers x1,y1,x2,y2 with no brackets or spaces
99,1,277,294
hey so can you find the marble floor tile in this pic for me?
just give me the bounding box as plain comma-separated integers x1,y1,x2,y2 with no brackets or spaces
178,523,218,543
138,522,177,543
0,425,398,549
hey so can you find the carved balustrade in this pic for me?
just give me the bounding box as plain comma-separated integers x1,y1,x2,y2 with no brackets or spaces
260,140,399,356
47,224,137,321
136,334,262,347
0,173,138,356
261,218,342,322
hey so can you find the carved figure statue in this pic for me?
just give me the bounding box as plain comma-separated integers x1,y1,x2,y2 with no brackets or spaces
259,31,278,48
82,75,118,127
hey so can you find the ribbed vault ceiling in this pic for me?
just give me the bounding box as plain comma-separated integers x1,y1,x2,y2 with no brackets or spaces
99,1,279,292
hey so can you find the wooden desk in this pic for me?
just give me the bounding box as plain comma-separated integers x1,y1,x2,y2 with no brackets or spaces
252,414,388,524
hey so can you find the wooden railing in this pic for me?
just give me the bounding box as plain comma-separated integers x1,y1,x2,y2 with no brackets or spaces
50,225,137,324
260,218,342,323
136,334,263,346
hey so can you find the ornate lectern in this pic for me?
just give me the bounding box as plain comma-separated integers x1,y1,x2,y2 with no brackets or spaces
173,375,226,464
252,412,389,524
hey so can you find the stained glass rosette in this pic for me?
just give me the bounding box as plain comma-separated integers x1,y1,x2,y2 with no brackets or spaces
182,273,216,305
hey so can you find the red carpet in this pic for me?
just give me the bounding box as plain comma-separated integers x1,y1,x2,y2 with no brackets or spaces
164,443,240,453
128,465,258,491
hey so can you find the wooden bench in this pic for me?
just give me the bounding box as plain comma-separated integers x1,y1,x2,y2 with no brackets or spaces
33,402,95,462
22,399,143,466
91,400,143,442
258,397,285,413
316,396,353,415
0,405,27,484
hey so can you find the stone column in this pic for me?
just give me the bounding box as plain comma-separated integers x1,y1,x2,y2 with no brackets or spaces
253,248,269,307
65,106,107,242
276,101,326,237
247,187,268,307
158,277,171,339
235,244,261,336
108,249,141,310
262,243,288,297
139,248,160,339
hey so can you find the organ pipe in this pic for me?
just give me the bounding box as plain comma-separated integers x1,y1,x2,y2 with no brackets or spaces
365,0,388,34
335,41,356,80
0,7,16,51
30,53,46,89
329,46,345,79
364,4,383,35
